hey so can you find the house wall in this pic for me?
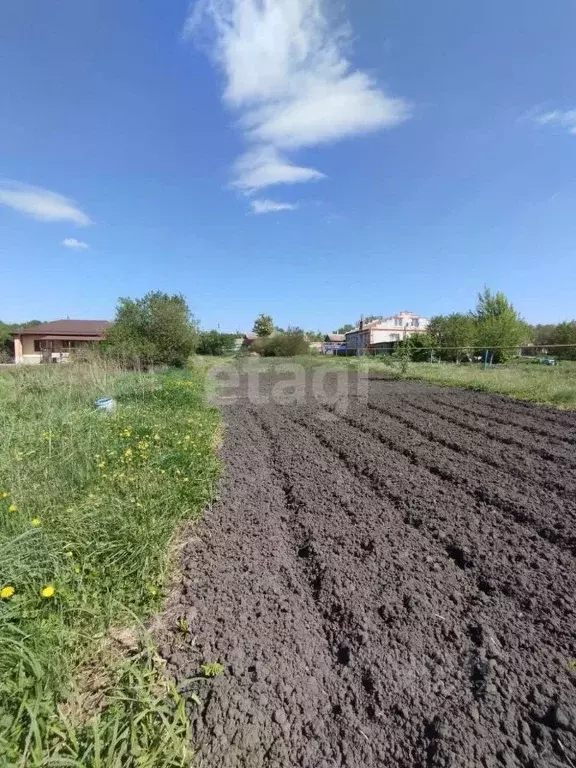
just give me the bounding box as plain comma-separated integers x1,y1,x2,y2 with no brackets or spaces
345,313,430,351
16,336,97,364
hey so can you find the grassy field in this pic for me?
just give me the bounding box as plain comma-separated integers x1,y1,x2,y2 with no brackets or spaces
0,360,220,766
204,354,576,409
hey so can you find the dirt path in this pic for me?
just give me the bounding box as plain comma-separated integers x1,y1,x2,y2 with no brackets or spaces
157,373,576,768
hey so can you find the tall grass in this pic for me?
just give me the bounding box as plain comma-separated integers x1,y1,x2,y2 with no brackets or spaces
0,360,220,766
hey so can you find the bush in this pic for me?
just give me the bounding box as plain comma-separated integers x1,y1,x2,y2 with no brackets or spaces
104,292,197,368
196,330,238,356
249,332,310,357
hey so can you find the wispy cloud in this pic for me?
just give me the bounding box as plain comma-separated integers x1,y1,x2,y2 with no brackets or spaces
0,180,92,225
186,0,409,198
532,109,576,135
232,146,325,192
61,237,89,250
250,199,298,214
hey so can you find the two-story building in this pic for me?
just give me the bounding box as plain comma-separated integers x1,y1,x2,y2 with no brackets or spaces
345,311,429,354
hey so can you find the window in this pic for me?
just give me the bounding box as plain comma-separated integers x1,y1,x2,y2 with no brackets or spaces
391,333,401,341
34,340,45,352
394,317,403,327
411,318,420,328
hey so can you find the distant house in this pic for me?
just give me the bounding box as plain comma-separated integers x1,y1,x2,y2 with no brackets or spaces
11,320,111,364
322,333,346,354
345,311,429,354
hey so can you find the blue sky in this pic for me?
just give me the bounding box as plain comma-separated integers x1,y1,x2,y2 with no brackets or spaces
1,0,575,332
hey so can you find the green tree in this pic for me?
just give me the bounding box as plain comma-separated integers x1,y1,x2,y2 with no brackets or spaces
429,313,476,362
196,330,238,356
532,324,557,346
335,324,354,334
105,291,197,367
474,288,531,363
253,314,274,337
549,321,576,360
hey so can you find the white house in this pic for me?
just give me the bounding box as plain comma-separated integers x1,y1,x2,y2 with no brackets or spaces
345,311,429,352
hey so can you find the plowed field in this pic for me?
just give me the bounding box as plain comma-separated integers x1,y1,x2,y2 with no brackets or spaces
158,372,576,768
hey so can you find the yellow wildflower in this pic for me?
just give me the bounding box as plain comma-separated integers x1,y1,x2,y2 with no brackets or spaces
0,585,15,600
66,551,74,558
97,461,106,470
1,491,9,499
73,566,81,574
124,448,133,459
41,585,55,599
153,434,160,441
31,518,41,527
8,504,18,513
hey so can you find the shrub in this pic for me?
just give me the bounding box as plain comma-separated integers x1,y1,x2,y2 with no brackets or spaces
196,330,238,356
260,331,310,357
104,292,197,368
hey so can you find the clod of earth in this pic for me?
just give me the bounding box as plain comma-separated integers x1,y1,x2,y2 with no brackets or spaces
157,373,576,767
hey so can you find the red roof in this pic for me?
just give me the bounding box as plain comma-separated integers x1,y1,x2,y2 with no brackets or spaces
12,320,112,337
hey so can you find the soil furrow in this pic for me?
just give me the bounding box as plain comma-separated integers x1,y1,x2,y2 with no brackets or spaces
156,373,576,768
338,399,576,554
398,394,576,472
365,398,576,498
430,393,576,447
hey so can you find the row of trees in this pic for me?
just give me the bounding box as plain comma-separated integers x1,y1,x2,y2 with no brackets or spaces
103,297,316,365
251,313,323,341
402,289,575,363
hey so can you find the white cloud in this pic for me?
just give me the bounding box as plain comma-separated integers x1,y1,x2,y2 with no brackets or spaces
532,109,576,135
232,146,325,191
0,180,92,225
61,237,89,250
187,0,409,193
250,198,298,214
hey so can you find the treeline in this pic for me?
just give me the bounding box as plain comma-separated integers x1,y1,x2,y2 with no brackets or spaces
101,296,316,365
401,289,575,363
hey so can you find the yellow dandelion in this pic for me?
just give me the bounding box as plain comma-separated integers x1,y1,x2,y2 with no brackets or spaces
41,585,55,599
1,491,9,499
0,585,15,600
65,551,74,558
8,504,18,513
73,566,81,574
31,518,41,527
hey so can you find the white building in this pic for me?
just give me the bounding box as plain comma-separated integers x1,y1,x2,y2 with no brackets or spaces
345,311,429,352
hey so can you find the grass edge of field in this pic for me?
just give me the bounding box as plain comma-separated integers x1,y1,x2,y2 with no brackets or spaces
0,363,222,767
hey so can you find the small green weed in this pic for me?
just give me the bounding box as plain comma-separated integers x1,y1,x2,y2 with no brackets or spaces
200,662,225,678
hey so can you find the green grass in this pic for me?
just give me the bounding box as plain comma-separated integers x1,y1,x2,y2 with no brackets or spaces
0,360,220,766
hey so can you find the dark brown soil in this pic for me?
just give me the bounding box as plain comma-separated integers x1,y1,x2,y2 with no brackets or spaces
157,373,576,768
